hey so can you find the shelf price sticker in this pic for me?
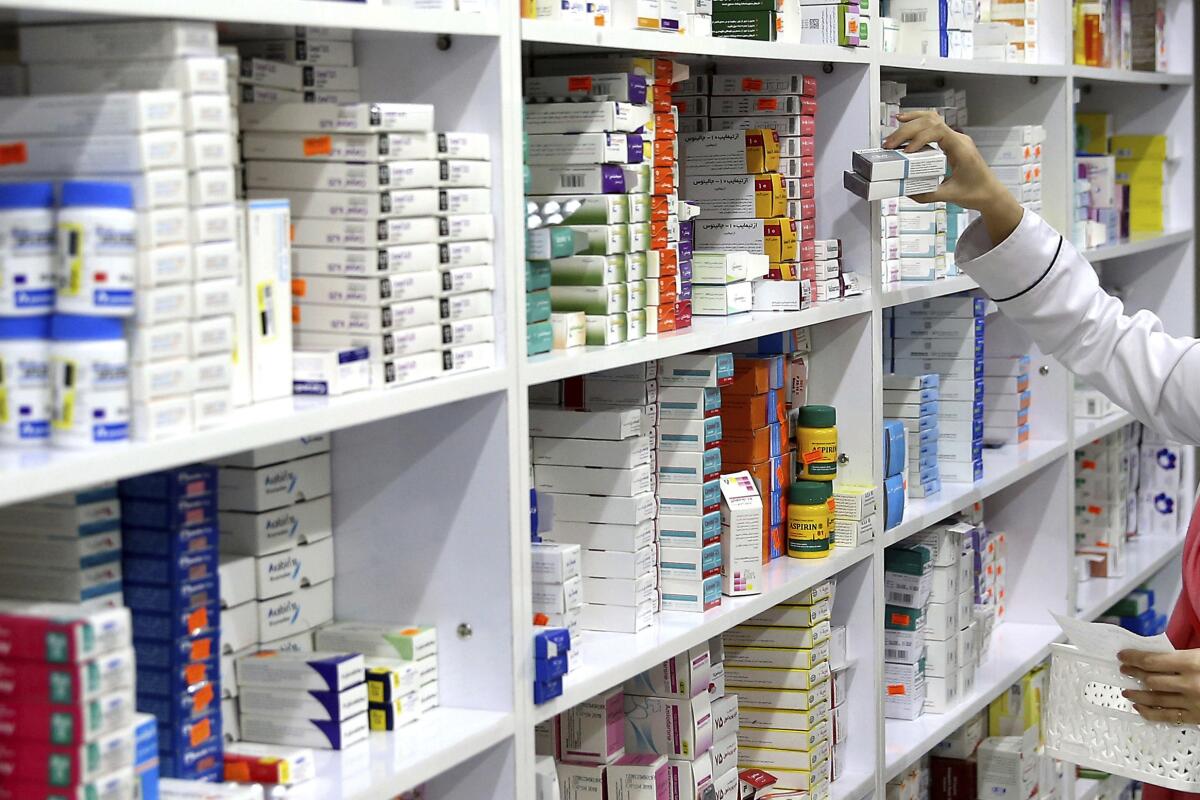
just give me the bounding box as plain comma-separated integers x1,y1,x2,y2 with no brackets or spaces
303,135,333,157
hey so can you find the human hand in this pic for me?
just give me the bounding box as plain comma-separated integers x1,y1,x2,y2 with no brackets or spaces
1118,648,1200,725
882,110,1024,244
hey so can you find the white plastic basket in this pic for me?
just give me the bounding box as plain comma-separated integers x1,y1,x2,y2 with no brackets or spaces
1044,643,1200,792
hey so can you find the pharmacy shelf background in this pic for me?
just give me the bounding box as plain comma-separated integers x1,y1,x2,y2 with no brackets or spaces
0,1,1190,799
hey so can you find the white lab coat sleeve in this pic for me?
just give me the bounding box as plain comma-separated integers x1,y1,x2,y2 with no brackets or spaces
956,208,1200,446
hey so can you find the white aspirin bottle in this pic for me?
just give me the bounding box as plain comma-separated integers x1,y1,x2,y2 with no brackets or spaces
49,313,130,448
0,182,55,316
56,181,137,317
0,314,51,447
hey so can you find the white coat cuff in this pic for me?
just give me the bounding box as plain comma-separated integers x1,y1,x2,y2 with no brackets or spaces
955,209,1064,302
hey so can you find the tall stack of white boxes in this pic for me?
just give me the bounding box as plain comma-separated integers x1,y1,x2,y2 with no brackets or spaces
722,579,837,794
214,436,335,742
884,374,941,500
12,20,240,439
883,543,930,720
235,28,495,387
531,404,658,634
883,0,976,58
658,353,731,612
0,484,123,605
981,329,1032,447
887,296,986,485
974,0,1038,63
965,126,1045,218
910,522,972,713
1074,427,1135,578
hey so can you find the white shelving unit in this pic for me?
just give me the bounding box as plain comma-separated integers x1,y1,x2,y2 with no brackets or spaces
0,2,1191,799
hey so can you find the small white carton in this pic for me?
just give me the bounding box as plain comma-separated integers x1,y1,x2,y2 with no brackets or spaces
719,472,763,597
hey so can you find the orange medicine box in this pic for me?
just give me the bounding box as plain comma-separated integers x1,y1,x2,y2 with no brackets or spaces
721,389,787,430
725,355,786,396
723,422,783,463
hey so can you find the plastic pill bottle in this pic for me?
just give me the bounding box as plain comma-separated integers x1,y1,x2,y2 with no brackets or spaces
56,181,137,317
49,314,130,448
796,404,838,481
787,480,833,559
0,182,55,316
0,315,51,447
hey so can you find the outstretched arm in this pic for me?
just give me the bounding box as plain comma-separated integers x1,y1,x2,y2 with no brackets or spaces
887,112,1200,446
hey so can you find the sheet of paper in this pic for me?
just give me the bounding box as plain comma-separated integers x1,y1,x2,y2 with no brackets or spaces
1052,612,1175,663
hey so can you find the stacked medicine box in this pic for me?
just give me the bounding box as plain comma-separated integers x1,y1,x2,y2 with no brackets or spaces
678,127,787,314
882,419,908,530
883,543,931,720
888,296,986,485
965,126,1045,218
833,482,879,550
235,651,368,750
118,464,223,779
213,436,332,742
542,688,628,791
884,0,974,57
215,436,335,727
14,20,239,438
682,73,820,309
623,648,721,796
526,55,689,339
0,604,149,798
532,623,572,704
884,372,941,499
316,620,439,726
0,484,123,605
531,405,658,633
659,353,734,611
242,96,496,386
722,579,835,794
1074,427,1135,577
225,25,360,107
907,524,973,713
1113,134,1169,234
974,0,1037,63
982,323,1032,446
721,355,789,562
528,539,583,685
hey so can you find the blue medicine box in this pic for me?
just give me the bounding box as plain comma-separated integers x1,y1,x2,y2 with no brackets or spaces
122,524,217,558
119,465,216,502
131,597,220,642
124,575,218,612
123,546,217,586
122,495,216,531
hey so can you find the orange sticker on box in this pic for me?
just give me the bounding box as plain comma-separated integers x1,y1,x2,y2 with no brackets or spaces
186,607,209,635
292,278,308,297
757,98,778,111
743,78,763,91
193,683,215,712
185,663,207,686
303,136,333,157
190,717,212,747
887,685,907,696
568,76,592,93
890,612,911,626
190,639,211,661
0,142,27,165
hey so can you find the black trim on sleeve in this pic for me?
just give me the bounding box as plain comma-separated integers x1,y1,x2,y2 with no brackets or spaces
994,235,1063,303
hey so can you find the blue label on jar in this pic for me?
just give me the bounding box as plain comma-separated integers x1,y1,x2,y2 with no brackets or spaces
92,422,129,442
14,288,53,308
19,420,49,439
93,289,134,308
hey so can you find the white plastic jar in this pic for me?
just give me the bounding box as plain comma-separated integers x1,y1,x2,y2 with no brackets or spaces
0,315,51,447
49,314,130,448
0,182,55,316
56,181,137,317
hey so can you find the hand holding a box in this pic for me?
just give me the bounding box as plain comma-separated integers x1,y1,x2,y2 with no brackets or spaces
882,110,1024,245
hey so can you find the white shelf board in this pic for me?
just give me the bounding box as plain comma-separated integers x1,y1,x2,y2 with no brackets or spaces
1073,409,1136,447
533,543,874,723
832,768,877,800
1071,65,1193,85
880,54,1069,78
0,0,500,34
1081,228,1193,262
882,275,979,308
1075,778,1102,800
288,707,514,800
1075,535,1185,621
0,368,508,506
521,19,871,63
523,293,873,385
884,438,1070,547
884,622,1062,780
